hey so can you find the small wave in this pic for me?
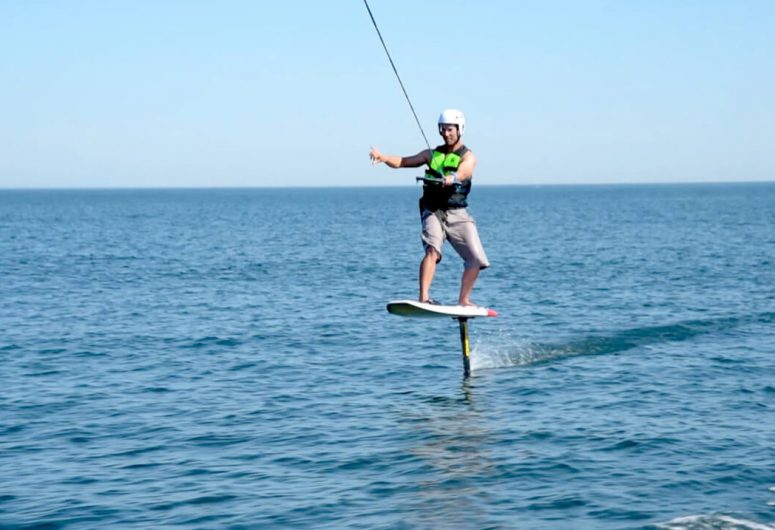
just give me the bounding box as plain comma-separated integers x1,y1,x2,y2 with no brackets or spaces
143,386,171,393
180,336,241,349
655,514,775,530
149,494,238,512
526,493,587,510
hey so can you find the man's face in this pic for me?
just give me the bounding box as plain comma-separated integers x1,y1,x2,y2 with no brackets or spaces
439,124,459,145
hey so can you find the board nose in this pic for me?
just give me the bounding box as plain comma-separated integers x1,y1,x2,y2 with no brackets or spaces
487,309,498,317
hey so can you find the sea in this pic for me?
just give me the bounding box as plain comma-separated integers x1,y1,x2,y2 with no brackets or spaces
1,183,773,529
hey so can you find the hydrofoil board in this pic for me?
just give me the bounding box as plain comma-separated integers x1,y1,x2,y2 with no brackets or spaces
387,300,497,319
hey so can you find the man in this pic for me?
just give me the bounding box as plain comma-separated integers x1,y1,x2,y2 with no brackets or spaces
369,109,490,307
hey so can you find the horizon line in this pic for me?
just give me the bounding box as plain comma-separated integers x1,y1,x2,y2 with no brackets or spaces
2,179,774,192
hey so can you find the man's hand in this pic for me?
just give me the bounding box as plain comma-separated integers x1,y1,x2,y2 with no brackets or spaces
369,146,384,165
443,173,459,187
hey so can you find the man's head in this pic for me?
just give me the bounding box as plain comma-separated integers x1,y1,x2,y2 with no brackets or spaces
438,109,465,145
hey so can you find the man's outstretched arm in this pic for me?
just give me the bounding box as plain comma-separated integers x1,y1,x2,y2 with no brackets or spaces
370,147,430,168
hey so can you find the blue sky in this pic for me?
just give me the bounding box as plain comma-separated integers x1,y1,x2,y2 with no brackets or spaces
1,0,773,188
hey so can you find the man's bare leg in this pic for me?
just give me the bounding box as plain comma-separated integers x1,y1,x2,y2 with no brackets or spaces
419,248,439,302
458,267,480,306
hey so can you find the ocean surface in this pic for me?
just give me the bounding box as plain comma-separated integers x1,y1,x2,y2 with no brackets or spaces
1,184,774,529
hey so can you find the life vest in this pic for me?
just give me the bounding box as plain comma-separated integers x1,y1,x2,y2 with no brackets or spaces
421,144,471,210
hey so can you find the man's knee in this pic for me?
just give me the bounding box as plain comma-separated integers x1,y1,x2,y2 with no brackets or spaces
424,246,441,263
465,260,489,271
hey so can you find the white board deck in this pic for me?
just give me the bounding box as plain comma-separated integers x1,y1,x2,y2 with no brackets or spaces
386,299,497,319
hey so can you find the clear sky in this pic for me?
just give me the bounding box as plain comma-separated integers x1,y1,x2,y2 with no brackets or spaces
1,0,774,188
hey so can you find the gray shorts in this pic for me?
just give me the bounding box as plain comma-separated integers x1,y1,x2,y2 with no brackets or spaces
421,208,490,270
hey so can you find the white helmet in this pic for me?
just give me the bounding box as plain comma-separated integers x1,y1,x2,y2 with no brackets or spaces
438,108,466,136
